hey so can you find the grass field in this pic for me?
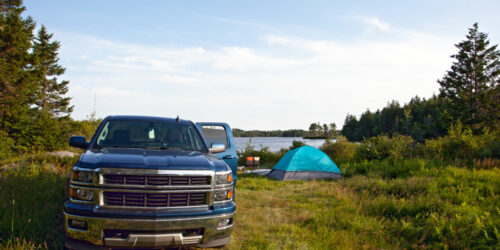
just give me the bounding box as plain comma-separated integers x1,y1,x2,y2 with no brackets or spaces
0,157,499,249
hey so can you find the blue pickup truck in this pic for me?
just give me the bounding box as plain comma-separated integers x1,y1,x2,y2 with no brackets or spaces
64,115,237,249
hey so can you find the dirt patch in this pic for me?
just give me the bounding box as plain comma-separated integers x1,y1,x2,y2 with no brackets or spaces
45,151,79,158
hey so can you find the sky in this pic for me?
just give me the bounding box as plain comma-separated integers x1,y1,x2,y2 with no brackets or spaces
23,0,500,130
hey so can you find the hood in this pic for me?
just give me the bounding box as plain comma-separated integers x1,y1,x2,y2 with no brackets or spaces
78,148,228,171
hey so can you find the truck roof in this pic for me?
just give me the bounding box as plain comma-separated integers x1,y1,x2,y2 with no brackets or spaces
106,115,193,125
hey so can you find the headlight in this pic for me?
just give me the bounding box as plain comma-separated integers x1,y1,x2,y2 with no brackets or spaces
215,172,233,185
214,189,233,201
71,169,94,183
70,188,94,201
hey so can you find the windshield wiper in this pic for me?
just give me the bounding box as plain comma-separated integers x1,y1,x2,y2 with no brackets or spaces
145,146,183,150
98,145,143,149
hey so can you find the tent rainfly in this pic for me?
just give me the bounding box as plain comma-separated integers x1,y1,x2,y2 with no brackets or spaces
267,145,342,181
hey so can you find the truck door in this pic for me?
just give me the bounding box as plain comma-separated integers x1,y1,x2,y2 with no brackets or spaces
196,122,238,183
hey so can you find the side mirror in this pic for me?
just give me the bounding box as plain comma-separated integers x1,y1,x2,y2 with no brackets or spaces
209,143,226,153
69,136,89,149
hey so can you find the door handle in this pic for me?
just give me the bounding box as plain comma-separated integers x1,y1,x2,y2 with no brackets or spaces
222,155,235,160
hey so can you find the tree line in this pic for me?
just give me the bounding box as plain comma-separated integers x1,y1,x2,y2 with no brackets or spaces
232,128,307,137
341,23,499,142
232,122,338,138
306,122,337,139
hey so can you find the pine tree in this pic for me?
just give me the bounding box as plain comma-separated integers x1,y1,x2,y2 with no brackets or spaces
438,23,500,130
341,114,359,141
357,110,374,139
0,0,35,130
31,25,72,117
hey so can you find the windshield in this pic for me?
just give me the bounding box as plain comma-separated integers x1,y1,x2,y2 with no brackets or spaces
95,120,207,152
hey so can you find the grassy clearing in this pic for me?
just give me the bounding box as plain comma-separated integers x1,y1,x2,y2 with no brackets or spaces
233,160,499,249
0,158,498,249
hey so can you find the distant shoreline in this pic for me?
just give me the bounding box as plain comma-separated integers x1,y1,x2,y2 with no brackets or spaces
302,136,328,139
233,135,327,139
232,129,340,138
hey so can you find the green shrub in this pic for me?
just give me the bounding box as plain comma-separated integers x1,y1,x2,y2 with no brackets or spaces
71,114,102,139
355,134,415,161
477,129,500,158
320,136,358,163
424,122,477,159
423,122,500,160
289,140,306,150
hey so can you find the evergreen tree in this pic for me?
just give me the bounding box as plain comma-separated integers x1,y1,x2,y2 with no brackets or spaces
0,1,74,154
438,23,500,130
31,25,72,117
341,114,359,141
0,0,35,131
405,95,447,141
379,100,404,135
357,110,374,139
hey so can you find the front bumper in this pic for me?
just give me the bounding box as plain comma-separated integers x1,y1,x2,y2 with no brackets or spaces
64,211,234,248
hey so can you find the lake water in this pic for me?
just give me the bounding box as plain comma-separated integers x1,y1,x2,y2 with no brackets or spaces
234,137,329,152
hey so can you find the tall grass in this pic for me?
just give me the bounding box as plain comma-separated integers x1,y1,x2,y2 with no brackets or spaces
0,157,498,249
0,155,77,249
233,160,499,249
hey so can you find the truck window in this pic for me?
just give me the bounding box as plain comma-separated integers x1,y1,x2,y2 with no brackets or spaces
95,120,207,152
201,125,229,148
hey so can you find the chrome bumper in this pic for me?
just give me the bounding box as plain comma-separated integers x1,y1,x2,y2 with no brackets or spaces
64,212,234,248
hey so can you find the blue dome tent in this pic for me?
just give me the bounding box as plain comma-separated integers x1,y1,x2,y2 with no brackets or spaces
267,145,342,181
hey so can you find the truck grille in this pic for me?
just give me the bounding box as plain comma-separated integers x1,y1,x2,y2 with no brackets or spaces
103,174,210,186
103,192,207,207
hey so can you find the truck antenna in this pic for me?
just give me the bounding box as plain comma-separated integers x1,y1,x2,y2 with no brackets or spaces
93,93,97,115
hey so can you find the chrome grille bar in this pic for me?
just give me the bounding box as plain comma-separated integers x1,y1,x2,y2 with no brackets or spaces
103,191,208,207
102,174,211,187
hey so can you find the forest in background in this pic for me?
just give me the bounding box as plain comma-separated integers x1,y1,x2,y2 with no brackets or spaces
237,23,499,164
341,23,499,143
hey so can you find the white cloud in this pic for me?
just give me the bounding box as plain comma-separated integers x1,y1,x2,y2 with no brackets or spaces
358,17,391,31
60,26,457,130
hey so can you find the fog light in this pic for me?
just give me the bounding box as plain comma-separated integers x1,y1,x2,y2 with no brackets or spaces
216,190,234,201
214,190,226,201
218,217,233,229
68,219,88,230
70,188,93,201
